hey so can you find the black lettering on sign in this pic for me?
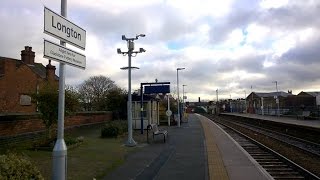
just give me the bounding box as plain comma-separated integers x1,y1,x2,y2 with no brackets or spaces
51,16,81,41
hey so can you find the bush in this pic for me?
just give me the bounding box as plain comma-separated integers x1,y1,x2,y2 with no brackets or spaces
0,153,44,180
112,120,127,134
101,124,119,138
101,120,127,138
65,136,84,146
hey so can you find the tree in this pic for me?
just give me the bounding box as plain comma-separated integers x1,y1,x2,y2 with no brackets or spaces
32,83,58,139
32,83,80,140
105,87,127,119
78,75,117,111
65,85,81,113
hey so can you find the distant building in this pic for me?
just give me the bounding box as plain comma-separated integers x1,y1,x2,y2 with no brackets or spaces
0,46,58,113
295,91,320,109
246,91,293,115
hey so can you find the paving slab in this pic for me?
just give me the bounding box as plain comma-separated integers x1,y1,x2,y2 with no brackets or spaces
104,114,273,180
104,116,207,180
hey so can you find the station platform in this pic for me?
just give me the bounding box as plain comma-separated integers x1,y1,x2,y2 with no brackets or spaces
221,113,320,129
104,114,272,180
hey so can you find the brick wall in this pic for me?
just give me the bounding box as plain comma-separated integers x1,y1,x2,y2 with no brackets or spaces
0,111,112,137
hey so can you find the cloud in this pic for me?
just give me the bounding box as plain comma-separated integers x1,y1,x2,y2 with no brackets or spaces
2,0,320,101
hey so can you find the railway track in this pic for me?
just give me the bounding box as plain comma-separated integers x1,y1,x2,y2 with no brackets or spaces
227,120,320,157
211,118,320,180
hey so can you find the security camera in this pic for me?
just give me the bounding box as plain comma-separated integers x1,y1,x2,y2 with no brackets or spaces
117,48,122,54
139,48,146,53
122,35,126,40
136,34,146,39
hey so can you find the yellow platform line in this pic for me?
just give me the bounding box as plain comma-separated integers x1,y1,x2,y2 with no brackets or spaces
199,115,229,180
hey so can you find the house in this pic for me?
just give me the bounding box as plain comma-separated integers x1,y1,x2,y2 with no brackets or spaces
246,91,293,115
0,46,58,113
295,91,320,109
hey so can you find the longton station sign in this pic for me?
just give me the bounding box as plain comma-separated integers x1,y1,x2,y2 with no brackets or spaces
44,7,86,50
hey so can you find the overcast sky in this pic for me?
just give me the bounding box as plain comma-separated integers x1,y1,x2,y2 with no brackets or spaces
1,0,320,101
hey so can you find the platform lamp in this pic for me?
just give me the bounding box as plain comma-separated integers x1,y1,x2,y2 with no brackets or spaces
272,81,280,117
177,67,185,127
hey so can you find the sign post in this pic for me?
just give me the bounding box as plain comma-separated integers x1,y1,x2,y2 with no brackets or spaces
43,1,86,179
166,95,172,126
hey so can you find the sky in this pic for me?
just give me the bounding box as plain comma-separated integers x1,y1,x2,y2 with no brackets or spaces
1,0,320,101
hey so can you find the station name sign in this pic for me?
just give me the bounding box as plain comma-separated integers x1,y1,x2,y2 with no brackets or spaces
44,7,86,50
44,40,86,69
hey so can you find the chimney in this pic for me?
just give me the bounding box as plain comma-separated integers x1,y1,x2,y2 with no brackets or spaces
198,97,200,102
21,46,35,65
46,60,56,82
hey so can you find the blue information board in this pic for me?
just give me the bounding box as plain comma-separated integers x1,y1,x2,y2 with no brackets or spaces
144,85,170,94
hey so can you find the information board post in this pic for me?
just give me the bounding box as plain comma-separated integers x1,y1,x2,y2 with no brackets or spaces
140,85,144,134
52,0,67,179
167,95,172,126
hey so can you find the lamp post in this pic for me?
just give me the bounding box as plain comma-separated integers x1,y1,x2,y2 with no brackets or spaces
251,85,253,113
117,34,146,147
273,81,280,117
216,89,219,114
244,90,247,113
230,94,232,112
182,84,187,118
177,67,185,127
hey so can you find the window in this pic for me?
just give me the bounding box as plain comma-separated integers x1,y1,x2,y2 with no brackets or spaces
137,102,148,118
20,95,32,106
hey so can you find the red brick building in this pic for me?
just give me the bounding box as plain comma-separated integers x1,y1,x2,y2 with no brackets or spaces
0,46,58,113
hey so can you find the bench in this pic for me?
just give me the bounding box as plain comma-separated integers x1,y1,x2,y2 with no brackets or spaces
297,111,310,120
147,124,168,143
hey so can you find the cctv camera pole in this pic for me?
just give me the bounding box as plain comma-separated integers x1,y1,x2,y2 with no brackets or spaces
127,47,135,146
52,0,67,179
118,35,145,147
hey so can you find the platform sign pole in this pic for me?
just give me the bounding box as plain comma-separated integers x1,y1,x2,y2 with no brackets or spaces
140,84,144,134
261,97,264,116
167,95,171,126
52,0,67,179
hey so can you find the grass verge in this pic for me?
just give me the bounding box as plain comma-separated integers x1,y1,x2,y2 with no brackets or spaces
6,125,148,180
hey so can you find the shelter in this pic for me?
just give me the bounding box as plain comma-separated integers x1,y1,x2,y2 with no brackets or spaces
131,94,159,129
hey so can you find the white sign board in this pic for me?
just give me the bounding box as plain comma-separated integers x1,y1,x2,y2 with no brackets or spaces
44,40,86,69
166,110,172,117
44,7,86,50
